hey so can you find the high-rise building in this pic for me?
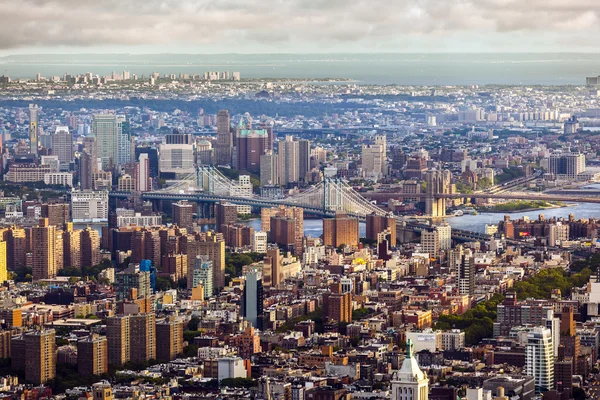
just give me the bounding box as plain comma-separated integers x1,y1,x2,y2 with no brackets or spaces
71,190,109,222
63,223,81,269
81,227,101,267
216,202,238,233
79,138,97,190
77,334,108,376
51,126,73,170
261,206,304,256
92,114,123,169
0,241,7,285
7,226,26,269
278,135,299,186
137,153,151,192
420,229,439,257
31,218,58,281
548,153,585,179
158,143,195,178
129,313,156,363
390,340,429,400
215,110,233,165
526,327,554,393
449,245,474,296
116,263,152,301
173,201,194,230
41,203,70,228
361,136,387,179
107,316,130,367
29,104,39,156
260,150,279,187
298,139,311,182
323,289,352,323
242,269,263,329
235,125,273,173
269,216,296,254
366,212,396,246
190,256,213,297
323,213,359,248
25,329,56,385
156,318,184,362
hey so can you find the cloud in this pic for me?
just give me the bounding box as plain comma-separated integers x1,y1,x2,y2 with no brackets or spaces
0,0,598,51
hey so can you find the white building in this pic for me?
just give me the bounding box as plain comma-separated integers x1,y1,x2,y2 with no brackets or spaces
115,212,162,227
436,223,452,251
159,143,195,176
217,357,247,381
441,329,465,351
137,153,150,192
525,327,554,393
230,175,253,214
361,136,386,179
71,190,109,222
406,330,442,353
253,231,268,253
390,340,429,400
44,172,73,187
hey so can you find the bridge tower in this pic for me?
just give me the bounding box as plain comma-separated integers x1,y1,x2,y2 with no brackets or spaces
196,166,214,194
425,170,451,217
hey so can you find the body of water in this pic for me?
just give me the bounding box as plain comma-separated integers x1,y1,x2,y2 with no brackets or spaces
2,53,600,85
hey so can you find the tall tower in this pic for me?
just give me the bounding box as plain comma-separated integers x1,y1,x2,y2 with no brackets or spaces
25,329,56,385
29,104,39,156
77,334,108,376
298,139,311,182
31,218,57,281
391,339,429,400
92,114,122,169
215,110,232,166
51,126,73,170
137,153,151,192
526,327,554,393
278,136,300,186
425,170,451,217
242,269,264,329
107,316,130,367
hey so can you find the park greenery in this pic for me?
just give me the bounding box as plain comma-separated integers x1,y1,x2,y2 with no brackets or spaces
487,200,553,212
225,252,265,278
436,267,593,345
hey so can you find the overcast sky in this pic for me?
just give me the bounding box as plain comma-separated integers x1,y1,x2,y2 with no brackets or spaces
0,0,598,55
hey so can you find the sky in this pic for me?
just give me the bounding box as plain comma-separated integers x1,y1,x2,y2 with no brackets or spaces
0,0,599,55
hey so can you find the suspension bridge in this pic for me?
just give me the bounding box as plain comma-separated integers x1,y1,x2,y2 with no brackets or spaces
109,166,388,219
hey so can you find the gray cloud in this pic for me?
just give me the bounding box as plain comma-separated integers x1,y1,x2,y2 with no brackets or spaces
0,0,598,51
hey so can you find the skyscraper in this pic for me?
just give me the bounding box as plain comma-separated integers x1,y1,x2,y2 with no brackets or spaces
92,114,123,169
81,227,101,267
298,139,311,182
190,256,213,298
29,104,39,156
107,316,130,367
25,329,56,385
216,202,238,233
63,223,81,269
260,150,279,186
215,110,233,166
361,135,387,179
156,318,184,362
0,241,7,285
79,136,97,190
129,313,156,363
51,126,73,170
137,153,151,192
235,125,273,173
242,269,263,329
31,218,58,280
278,135,300,186
526,327,554,393
77,334,108,376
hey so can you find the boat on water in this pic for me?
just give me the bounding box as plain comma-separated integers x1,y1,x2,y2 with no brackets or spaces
462,207,479,215
452,210,464,216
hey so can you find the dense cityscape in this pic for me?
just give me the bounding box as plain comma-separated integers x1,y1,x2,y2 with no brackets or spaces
0,63,600,400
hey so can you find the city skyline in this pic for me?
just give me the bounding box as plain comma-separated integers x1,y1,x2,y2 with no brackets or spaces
0,0,599,55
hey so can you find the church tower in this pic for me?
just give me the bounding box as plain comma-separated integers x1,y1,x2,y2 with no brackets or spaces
391,339,429,400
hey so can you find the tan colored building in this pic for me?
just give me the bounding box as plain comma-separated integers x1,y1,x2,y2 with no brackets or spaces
25,329,56,385
261,206,304,256
78,334,108,376
63,223,82,269
6,226,27,269
117,174,136,192
186,231,225,290
156,318,184,362
130,313,156,363
81,227,101,267
323,213,359,248
41,203,70,229
31,219,58,280
106,316,130,367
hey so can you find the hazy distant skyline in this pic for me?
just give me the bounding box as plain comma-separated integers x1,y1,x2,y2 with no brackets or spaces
1,0,599,55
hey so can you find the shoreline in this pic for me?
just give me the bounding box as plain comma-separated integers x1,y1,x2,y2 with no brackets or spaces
480,203,578,214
